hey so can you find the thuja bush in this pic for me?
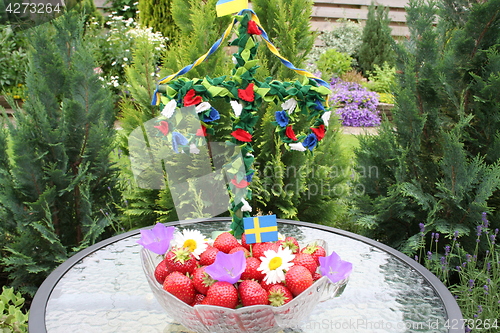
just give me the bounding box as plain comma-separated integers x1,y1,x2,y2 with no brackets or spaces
329,77,380,127
354,0,500,254
357,2,395,75
0,13,119,295
416,214,499,332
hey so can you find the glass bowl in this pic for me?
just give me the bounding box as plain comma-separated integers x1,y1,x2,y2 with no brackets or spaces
140,240,348,333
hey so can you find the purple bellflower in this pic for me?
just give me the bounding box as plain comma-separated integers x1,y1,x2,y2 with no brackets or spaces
205,250,246,284
137,223,175,255
319,251,353,283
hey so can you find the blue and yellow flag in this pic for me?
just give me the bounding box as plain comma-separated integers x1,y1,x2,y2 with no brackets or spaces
216,0,248,17
243,215,278,244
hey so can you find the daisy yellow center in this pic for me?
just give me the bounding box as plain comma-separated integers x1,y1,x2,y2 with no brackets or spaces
183,239,197,252
269,257,282,270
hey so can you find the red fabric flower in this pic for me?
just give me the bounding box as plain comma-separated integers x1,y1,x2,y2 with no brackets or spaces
247,20,262,35
154,121,169,135
184,89,202,106
311,124,326,141
285,126,298,141
238,83,255,102
231,178,250,189
196,125,207,137
231,128,252,142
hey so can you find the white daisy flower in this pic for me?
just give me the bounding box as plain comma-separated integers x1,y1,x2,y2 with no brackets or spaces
289,142,306,152
322,111,332,127
258,247,295,284
281,98,297,114
195,102,211,113
230,100,243,117
161,99,177,119
172,229,208,259
240,198,252,212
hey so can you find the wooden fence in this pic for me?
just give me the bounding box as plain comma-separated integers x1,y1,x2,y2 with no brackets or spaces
311,0,409,38
95,0,409,37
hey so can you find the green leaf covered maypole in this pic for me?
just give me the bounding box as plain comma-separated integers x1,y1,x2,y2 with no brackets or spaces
152,9,333,237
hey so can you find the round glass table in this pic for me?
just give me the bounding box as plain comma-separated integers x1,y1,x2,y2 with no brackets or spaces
29,218,464,333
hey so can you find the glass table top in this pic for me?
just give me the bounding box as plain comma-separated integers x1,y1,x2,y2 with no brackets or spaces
42,220,452,333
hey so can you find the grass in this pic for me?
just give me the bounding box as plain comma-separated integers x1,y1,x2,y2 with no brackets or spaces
340,132,360,160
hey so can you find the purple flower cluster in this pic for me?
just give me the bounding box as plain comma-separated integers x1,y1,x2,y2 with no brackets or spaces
329,77,381,127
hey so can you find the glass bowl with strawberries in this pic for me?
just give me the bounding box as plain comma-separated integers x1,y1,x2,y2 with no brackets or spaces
139,225,351,333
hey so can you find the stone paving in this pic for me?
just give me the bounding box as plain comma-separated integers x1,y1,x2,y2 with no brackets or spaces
341,126,379,135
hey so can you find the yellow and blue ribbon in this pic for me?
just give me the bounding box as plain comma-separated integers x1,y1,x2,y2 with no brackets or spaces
152,9,329,105
216,0,248,17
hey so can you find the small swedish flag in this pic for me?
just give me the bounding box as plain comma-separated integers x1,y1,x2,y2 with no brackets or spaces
216,0,248,17
243,215,278,244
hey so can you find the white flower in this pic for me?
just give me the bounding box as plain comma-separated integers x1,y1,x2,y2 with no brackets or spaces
258,247,295,284
281,98,297,114
232,56,238,65
322,111,332,127
189,143,200,154
123,57,128,62
289,142,306,152
123,5,130,10
172,229,208,259
240,198,252,212
230,101,243,117
195,102,211,113
161,99,177,119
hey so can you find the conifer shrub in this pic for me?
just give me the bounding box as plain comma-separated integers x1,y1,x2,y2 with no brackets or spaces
357,2,395,75
138,0,177,43
0,13,119,295
354,0,500,254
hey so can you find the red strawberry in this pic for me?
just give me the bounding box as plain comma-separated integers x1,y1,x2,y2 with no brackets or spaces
312,272,322,281
229,246,251,257
241,233,251,250
199,246,219,266
268,284,293,306
192,293,205,306
239,280,269,306
204,281,239,308
292,253,318,275
283,237,300,253
252,242,279,260
285,265,313,297
164,248,198,275
301,243,326,265
154,259,170,284
192,266,215,295
213,232,240,253
260,280,285,292
240,257,265,281
163,271,196,304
